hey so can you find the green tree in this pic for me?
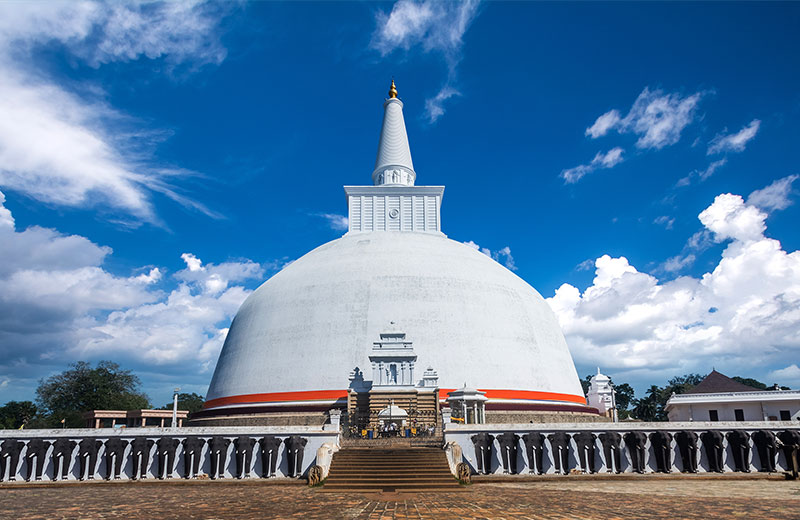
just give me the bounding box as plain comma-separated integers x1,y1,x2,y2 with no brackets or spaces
0,401,37,429
613,383,635,419
632,385,664,421
731,376,767,390
665,373,705,394
629,373,707,422
730,376,789,391
159,392,205,414
580,374,593,395
36,361,150,428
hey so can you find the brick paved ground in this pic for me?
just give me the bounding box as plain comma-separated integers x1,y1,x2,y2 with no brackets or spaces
0,477,798,520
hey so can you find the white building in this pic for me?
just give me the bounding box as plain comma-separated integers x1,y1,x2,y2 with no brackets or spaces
199,81,591,425
665,370,800,422
586,368,615,419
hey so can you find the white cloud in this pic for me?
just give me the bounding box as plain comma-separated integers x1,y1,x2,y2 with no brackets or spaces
708,119,761,155
0,193,264,381
0,1,229,222
371,0,479,123
135,268,162,284
699,193,766,242
181,253,204,272
585,109,621,138
0,191,14,229
176,254,262,295
84,2,227,68
661,254,696,273
547,187,800,381
767,364,800,387
464,240,517,271
697,158,728,182
657,230,713,274
654,215,675,230
561,147,624,184
424,86,460,124
317,213,349,232
586,87,702,150
371,1,436,54
0,1,226,68
687,229,713,251
747,174,799,212
627,89,702,149
371,0,478,59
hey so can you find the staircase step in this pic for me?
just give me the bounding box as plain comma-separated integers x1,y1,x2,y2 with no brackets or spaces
331,462,446,466
321,447,459,492
328,469,452,474
328,472,454,478
320,484,463,492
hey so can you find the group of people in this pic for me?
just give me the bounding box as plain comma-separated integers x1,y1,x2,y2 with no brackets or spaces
378,422,401,437
344,422,437,439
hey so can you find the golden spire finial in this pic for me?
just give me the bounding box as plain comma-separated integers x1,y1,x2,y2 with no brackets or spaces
388,78,398,99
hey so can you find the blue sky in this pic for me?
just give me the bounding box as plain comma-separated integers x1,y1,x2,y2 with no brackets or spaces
1,1,799,406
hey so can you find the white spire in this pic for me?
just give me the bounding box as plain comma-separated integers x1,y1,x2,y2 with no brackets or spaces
372,80,416,187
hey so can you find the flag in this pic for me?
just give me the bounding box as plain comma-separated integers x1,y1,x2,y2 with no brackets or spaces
60,418,65,424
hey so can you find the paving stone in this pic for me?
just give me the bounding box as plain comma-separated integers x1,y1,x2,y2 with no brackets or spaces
0,478,798,519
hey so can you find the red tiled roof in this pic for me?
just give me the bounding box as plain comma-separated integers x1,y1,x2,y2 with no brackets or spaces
685,370,762,394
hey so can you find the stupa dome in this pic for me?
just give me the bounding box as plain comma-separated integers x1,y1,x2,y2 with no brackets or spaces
205,232,585,412
201,81,588,421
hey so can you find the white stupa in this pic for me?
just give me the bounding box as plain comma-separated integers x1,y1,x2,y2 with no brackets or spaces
586,368,616,418
201,81,588,423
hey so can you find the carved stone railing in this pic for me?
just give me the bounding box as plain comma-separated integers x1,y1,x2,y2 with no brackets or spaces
0,426,338,483
444,421,800,477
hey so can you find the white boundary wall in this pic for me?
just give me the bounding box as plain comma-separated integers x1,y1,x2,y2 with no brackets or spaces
444,422,799,475
0,426,339,482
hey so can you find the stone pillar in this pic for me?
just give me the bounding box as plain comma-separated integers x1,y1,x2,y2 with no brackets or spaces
325,409,342,432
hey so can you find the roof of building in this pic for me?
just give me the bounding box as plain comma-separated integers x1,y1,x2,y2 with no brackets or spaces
685,370,762,394
378,404,408,418
591,367,610,382
447,385,488,401
83,409,189,419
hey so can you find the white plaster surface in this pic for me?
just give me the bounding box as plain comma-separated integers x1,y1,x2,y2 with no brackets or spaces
587,370,614,415
344,185,444,234
444,422,799,475
372,98,415,185
0,426,337,482
666,391,800,422
206,231,584,407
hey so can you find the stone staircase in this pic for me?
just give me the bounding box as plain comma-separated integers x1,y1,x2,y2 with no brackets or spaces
321,447,462,492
